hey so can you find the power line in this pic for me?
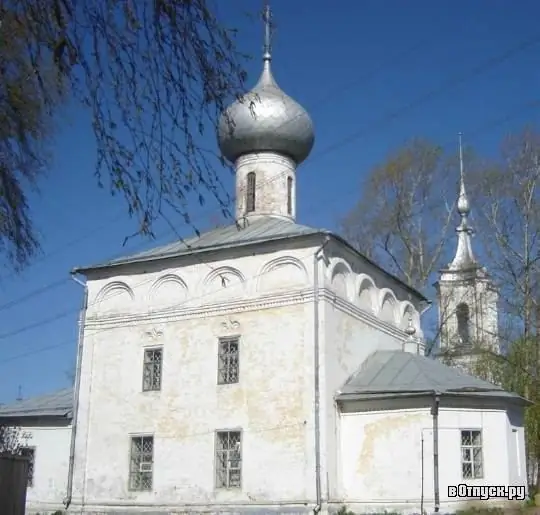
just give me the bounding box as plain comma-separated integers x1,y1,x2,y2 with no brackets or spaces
1,96,540,364
1,32,540,353
0,246,317,364
0,35,431,313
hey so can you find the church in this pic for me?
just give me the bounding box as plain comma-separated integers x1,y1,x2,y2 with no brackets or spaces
0,6,529,515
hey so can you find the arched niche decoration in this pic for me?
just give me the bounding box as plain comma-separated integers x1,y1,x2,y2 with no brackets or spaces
202,265,246,302
257,256,308,293
378,288,399,325
356,274,377,313
328,258,352,301
94,281,135,312
149,274,188,308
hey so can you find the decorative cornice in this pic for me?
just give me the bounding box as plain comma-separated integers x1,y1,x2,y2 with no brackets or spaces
320,289,421,344
85,288,313,330
84,287,419,347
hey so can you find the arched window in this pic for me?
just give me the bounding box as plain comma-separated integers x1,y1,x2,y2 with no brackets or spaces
456,303,471,346
246,172,256,213
287,177,293,215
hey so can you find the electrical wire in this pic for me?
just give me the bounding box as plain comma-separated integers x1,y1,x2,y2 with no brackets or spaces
0,35,431,313
1,96,540,364
1,32,540,360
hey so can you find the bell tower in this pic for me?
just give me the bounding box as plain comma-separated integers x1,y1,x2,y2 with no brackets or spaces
435,134,499,376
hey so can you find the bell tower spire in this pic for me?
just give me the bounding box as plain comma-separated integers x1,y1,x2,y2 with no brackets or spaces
434,133,500,378
448,133,477,271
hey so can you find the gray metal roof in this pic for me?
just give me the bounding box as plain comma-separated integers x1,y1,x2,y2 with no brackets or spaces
337,350,529,404
74,216,319,272
72,216,428,302
0,388,73,419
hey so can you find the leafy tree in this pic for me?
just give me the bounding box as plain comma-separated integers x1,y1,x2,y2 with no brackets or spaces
341,129,540,486
0,424,21,454
0,0,249,270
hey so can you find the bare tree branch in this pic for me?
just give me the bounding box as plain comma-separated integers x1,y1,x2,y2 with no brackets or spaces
0,0,250,270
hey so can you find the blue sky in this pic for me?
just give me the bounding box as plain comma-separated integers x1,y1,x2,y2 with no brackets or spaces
1,0,540,403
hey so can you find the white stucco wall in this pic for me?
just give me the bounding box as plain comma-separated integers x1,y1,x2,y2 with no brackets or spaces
71,234,424,513
72,241,320,512
18,421,72,514
339,402,527,514
235,152,297,220
320,243,425,502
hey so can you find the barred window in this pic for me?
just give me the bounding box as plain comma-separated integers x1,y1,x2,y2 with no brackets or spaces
246,172,256,213
216,431,242,488
142,348,162,391
20,447,35,487
129,436,153,491
218,337,239,384
461,429,483,479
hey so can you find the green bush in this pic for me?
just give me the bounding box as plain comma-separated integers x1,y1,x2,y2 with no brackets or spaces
456,507,505,515
336,508,399,515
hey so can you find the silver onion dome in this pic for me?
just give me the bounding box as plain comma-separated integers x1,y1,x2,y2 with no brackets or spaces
218,6,314,166
218,60,315,165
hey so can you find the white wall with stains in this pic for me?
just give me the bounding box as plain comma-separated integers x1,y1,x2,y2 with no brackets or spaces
340,403,527,514
70,235,425,513
320,242,425,502
19,421,72,514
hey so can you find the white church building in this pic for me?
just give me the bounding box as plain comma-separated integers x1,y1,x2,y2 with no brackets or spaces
0,6,530,514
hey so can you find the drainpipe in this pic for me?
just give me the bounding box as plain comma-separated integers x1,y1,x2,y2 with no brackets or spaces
421,432,424,515
64,273,87,509
313,236,330,514
431,392,441,513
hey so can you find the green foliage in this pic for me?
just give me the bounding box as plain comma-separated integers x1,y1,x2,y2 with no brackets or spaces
336,507,355,515
455,508,505,515
335,508,399,515
0,424,22,455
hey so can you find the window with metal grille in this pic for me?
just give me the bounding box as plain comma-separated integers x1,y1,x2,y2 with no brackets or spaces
218,337,239,384
216,431,241,488
287,176,293,215
461,429,483,479
142,348,162,391
246,172,256,213
20,447,35,487
129,435,153,491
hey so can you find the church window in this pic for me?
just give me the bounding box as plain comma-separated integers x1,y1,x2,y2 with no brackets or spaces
129,435,154,491
20,447,35,487
218,337,239,384
287,176,293,215
142,347,162,391
456,303,471,346
246,172,256,213
461,429,483,479
216,430,242,488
